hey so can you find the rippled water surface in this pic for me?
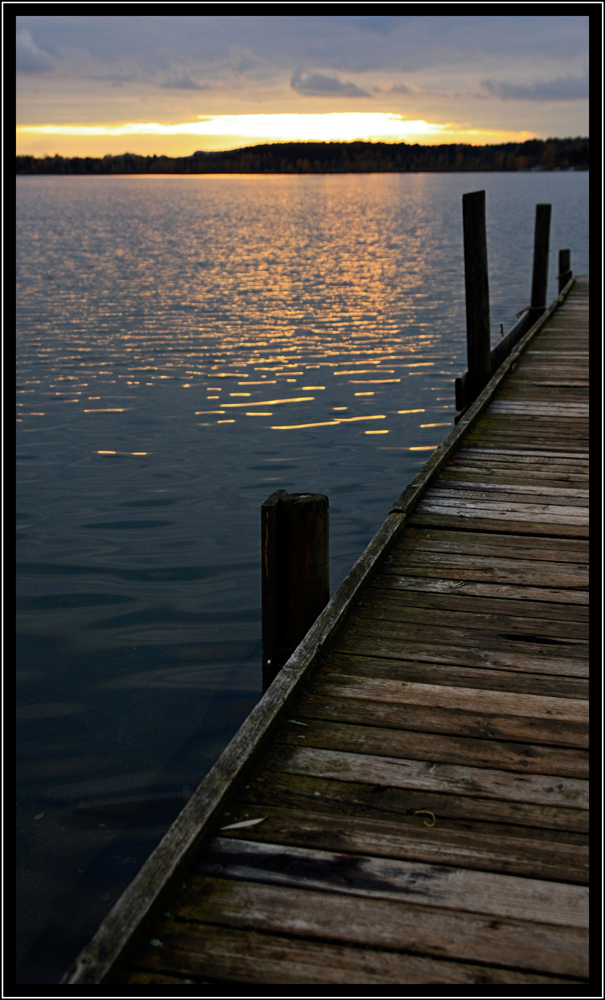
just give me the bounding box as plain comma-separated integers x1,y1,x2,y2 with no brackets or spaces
16,171,588,982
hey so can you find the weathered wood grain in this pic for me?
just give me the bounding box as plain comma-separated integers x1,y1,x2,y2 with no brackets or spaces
333,633,589,678
298,678,588,725
408,511,589,538
126,921,584,984
414,497,588,524
339,622,587,669
380,550,588,587
324,650,589,692
295,691,589,749
440,467,589,484
196,837,588,927
373,573,588,606
433,479,589,500
165,876,589,976
217,806,588,882
243,770,589,834
391,525,589,560
267,745,589,809
365,582,589,621
353,598,589,640
276,717,588,777
456,446,588,461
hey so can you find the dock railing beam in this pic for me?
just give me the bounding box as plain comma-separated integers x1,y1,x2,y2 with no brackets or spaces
462,190,492,404
261,490,329,692
530,203,552,318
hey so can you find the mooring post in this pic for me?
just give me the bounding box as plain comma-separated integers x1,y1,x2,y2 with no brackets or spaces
530,204,552,317
261,490,329,693
558,248,572,293
462,190,492,404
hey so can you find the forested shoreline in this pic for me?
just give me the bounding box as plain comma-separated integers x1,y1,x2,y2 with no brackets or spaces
16,137,588,175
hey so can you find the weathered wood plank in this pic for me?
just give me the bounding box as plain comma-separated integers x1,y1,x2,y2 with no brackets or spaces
456,446,588,461
488,403,589,416
324,650,589,692
373,572,588,606
439,468,589,485
244,769,589,834
414,497,588,524
276,716,588,777
340,621,587,667
334,626,580,676
217,806,588,882
408,512,589,538
431,480,589,502
445,462,589,480
293,679,588,725
353,598,589,641
295,691,589,749
126,921,584,984
390,526,589,563
381,551,589,587
333,633,588,678
196,837,588,927
461,433,589,450
267,745,589,809
166,876,589,977
368,580,589,620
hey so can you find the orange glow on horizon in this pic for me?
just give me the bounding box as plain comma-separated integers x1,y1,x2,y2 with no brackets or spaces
16,112,538,158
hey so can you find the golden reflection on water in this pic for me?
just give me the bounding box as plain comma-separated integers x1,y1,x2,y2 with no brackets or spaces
18,173,514,908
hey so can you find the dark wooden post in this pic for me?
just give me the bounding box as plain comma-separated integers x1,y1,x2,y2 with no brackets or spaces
462,190,492,403
558,249,572,293
530,204,552,317
261,490,329,692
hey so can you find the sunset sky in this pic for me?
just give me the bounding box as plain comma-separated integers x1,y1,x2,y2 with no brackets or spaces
16,14,589,158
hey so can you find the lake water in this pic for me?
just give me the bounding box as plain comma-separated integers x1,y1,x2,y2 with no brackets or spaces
16,170,588,983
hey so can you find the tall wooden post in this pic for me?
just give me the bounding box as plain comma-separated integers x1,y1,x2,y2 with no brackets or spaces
462,190,492,403
558,249,572,293
530,204,552,317
261,490,329,692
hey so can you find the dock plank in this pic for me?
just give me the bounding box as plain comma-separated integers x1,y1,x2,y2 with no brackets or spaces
296,691,589,748
216,807,588,881
267,745,588,808
161,877,589,976
194,838,588,926
125,921,584,984
243,770,589,835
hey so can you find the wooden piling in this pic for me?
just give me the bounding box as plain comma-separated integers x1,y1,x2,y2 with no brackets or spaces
530,204,552,316
558,249,572,294
261,490,329,692
462,190,492,404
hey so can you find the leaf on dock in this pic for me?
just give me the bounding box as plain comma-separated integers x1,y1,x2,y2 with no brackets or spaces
220,816,267,831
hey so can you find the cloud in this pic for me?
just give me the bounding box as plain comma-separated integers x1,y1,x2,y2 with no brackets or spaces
16,29,54,73
15,15,589,81
390,83,410,94
162,72,212,90
481,72,588,102
290,70,372,97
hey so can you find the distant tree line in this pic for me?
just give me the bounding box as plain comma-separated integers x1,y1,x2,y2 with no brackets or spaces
16,138,589,175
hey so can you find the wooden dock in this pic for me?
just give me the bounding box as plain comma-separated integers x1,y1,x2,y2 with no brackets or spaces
64,277,588,986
